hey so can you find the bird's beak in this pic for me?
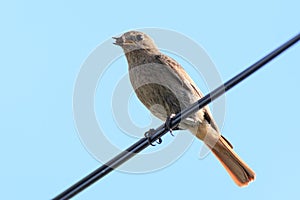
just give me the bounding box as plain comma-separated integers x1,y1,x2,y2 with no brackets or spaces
113,36,135,46
112,36,124,46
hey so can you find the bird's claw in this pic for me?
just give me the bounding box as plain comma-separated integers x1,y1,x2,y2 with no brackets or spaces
165,114,176,137
144,129,162,146
144,114,177,146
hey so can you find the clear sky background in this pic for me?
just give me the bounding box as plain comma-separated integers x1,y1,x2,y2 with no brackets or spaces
1,1,300,199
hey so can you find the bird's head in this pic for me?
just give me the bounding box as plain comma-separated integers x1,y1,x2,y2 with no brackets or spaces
113,31,159,53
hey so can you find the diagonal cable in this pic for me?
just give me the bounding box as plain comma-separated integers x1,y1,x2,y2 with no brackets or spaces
53,32,300,200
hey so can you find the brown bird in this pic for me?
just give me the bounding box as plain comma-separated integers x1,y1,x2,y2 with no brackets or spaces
113,31,255,187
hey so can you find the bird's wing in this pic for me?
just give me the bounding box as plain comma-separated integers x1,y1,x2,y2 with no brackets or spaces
156,53,220,133
155,54,204,98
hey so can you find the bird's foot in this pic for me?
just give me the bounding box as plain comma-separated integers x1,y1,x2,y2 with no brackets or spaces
165,114,176,136
144,129,162,146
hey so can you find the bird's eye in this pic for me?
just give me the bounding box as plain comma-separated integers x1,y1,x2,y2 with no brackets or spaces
136,34,143,41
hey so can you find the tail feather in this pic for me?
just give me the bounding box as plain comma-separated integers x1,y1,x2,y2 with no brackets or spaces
211,136,255,187
193,125,255,187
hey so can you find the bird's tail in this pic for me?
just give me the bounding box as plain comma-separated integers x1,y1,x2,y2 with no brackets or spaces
194,126,255,187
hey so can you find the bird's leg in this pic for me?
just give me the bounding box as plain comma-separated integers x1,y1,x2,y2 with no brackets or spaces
144,114,177,146
144,129,162,146
165,114,176,136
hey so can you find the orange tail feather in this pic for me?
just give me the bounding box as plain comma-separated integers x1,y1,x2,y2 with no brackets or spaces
210,136,255,186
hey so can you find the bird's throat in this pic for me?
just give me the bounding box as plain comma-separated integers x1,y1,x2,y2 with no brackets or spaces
125,49,160,69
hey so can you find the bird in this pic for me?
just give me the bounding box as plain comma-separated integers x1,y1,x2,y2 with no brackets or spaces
113,30,255,187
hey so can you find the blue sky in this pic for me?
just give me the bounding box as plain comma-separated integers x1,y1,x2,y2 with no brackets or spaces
0,1,299,199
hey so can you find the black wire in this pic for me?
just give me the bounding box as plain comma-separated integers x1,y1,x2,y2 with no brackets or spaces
53,33,300,200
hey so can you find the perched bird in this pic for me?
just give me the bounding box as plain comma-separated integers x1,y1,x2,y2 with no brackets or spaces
113,31,255,186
